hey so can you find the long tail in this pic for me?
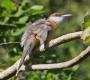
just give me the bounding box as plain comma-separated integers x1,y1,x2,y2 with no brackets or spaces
16,52,28,76
16,44,33,76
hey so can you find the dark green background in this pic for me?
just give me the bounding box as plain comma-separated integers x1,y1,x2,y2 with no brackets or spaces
0,0,90,80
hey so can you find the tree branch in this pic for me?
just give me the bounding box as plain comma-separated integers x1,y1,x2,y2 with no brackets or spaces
20,45,90,71
0,31,82,79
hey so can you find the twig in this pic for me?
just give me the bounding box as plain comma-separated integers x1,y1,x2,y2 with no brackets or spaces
0,23,17,27
0,31,82,79
14,0,21,6
0,42,20,46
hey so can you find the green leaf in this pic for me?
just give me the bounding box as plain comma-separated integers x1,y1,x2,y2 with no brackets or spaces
14,7,24,17
1,0,14,13
31,10,44,15
81,9,90,43
11,55,21,62
21,0,31,7
84,9,90,22
67,73,73,80
82,20,90,30
30,5,44,10
3,17,10,23
81,27,90,43
47,73,53,79
0,21,3,25
11,27,26,36
19,16,28,22
85,36,90,43
81,9,90,30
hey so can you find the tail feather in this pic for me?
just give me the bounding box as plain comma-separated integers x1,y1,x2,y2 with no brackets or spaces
16,43,33,76
16,51,28,76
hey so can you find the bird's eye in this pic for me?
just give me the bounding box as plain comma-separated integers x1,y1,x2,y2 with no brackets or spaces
54,13,60,17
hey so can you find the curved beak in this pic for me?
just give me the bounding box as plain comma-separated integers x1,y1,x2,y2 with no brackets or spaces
62,14,72,17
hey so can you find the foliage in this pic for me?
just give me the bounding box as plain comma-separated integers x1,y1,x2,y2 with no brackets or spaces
0,0,90,80
81,9,90,43
0,0,44,67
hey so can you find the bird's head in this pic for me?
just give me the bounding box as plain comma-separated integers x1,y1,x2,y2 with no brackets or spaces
48,12,72,25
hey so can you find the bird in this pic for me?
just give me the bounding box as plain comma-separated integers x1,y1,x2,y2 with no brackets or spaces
16,12,72,76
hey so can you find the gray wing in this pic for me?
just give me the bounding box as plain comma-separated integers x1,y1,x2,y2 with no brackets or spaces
31,19,51,44
21,18,51,47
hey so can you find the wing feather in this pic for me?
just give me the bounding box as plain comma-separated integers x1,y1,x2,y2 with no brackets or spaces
21,18,51,47
35,28,41,33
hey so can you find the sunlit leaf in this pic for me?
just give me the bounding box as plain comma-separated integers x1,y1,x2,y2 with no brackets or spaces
30,5,44,10
31,10,44,15
0,0,15,13
11,27,26,36
19,16,28,22
81,27,90,43
82,20,90,30
14,7,24,17
81,9,90,30
47,73,53,79
81,9,90,43
85,36,90,43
